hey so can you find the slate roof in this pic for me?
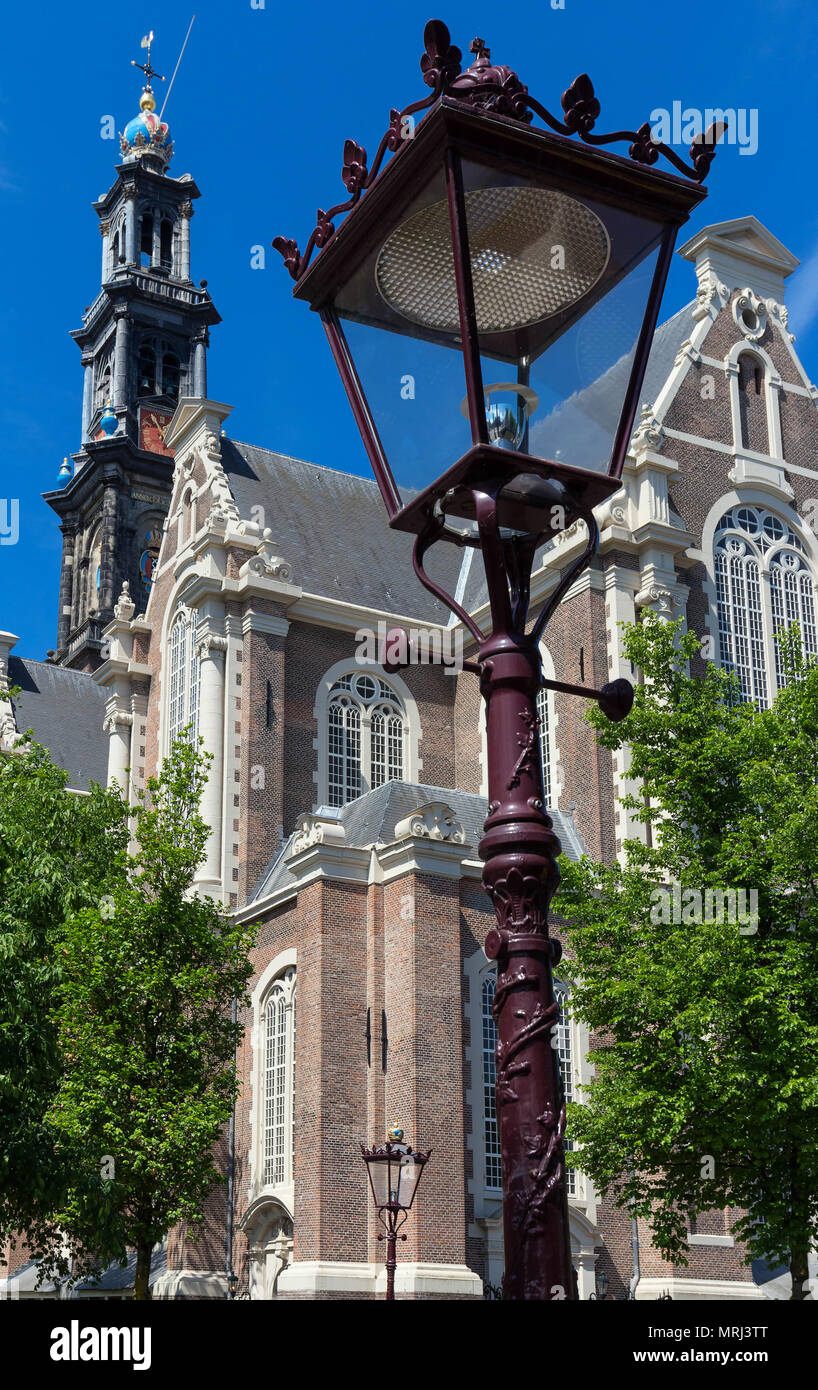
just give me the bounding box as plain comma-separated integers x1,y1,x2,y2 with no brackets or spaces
8,656,108,790
1,1244,167,1297
460,300,697,614
221,440,464,625
248,779,586,904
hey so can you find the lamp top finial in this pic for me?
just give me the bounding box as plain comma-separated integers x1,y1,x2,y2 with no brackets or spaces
387,1122,405,1143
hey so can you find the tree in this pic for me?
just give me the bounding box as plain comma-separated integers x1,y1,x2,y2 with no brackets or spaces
0,738,129,1266
557,615,818,1299
46,736,257,1299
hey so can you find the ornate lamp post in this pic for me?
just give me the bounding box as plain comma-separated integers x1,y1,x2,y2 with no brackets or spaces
275,19,723,1300
361,1125,431,1301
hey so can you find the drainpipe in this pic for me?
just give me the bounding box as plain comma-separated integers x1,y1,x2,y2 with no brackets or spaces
629,1209,641,1300
226,995,237,1299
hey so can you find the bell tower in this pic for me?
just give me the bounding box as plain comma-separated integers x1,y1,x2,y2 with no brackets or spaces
45,37,220,671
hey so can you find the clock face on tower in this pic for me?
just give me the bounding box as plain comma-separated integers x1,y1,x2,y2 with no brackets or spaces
139,405,175,457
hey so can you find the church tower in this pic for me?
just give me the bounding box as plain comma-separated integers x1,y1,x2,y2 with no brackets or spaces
45,38,220,671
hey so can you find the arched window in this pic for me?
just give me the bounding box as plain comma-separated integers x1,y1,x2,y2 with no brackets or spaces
159,218,174,270
737,352,768,454
95,352,113,410
162,351,181,400
325,672,406,807
714,506,818,706
536,682,557,808
138,337,182,400
138,340,157,396
481,970,576,1195
167,606,200,746
263,967,296,1187
180,488,196,546
87,530,102,614
139,211,153,268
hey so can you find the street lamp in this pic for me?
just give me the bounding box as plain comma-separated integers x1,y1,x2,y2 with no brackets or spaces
276,19,724,1300
361,1124,431,1301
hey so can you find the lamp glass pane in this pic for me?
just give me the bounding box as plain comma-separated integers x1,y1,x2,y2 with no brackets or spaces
338,316,473,495
367,1156,391,1208
397,1154,423,1209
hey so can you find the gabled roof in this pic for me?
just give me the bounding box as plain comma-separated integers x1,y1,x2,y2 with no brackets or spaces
9,657,108,790
248,779,586,904
220,439,463,625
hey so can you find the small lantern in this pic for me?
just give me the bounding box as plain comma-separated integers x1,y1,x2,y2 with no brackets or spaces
276,21,723,538
361,1123,430,1214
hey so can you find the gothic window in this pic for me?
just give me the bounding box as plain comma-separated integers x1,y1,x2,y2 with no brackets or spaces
714,506,818,707
325,672,406,808
159,218,174,270
481,970,576,1196
167,606,200,746
263,967,296,1188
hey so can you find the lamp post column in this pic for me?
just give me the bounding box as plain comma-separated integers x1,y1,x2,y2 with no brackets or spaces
480,625,574,1301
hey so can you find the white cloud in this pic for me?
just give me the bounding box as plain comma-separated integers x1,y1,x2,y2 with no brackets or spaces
787,243,818,339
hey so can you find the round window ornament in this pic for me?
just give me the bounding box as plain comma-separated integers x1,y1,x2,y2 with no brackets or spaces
733,288,766,342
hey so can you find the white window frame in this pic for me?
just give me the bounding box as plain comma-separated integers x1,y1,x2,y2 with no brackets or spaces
166,604,201,748
713,504,818,707
249,949,297,1211
313,659,421,808
262,967,296,1188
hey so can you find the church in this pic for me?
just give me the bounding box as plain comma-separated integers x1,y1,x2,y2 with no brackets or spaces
2,50,818,1301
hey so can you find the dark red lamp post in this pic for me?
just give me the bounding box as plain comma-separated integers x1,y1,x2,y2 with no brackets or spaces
275,20,723,1300
361,1125,431,1301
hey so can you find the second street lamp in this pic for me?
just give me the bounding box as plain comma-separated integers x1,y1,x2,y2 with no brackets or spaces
361,1125,431,1301
275,18,724,1300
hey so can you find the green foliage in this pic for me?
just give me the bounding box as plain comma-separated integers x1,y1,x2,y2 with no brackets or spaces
45,736,257,1294
558,615,818,1288
0,740,129,1259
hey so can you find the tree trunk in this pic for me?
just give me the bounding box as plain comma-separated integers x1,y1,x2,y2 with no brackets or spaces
133,1243,153,1301
790,1245,810,1301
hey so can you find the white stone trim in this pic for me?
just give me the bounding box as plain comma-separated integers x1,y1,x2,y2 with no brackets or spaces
274,1260,482,1297
688,1234,735,1247
375,1262,482,1298
276,1260,380,1296
377,837,468,882
635,1276,762,1301
152,1269,230,1300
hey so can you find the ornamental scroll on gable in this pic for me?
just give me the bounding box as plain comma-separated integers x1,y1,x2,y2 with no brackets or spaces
290,810,346,856
393,801,466,844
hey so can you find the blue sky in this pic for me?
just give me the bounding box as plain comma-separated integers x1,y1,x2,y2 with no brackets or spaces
2,0,818,657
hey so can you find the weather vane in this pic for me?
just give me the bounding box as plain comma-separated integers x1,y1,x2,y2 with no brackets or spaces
131,32,165,92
